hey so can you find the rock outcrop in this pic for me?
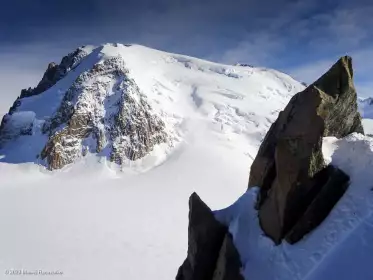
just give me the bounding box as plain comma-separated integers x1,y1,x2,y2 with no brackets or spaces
0,47,90,149
176,193,243,280
248,56,362,244
212,233,244,280
285,166,350,244
20,47,89,99
0,111,35,148
0,47,171,170
40,57,169,170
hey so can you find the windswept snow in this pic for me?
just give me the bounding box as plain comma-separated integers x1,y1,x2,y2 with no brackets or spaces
0,43,373,280
1,43,304,170
0,136,250,280
215,133,373,280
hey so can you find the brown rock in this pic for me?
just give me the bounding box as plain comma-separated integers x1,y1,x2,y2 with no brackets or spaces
212,233,244,280
39,57,168,170
176,193,244,280
19,47,88,99
176,193,227,280
41,113,92,170
248,56,363,244
285,167,350,244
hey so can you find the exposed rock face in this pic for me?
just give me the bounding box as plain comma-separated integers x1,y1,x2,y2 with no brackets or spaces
20,47,89,99
40,57,169,170
212,233,244,280
285,166,350,244
0,111,35,147
235,63,253,68
176,193,227,280
248,56,362,244
176,193,243,280
0,45,171,169
0,47,90,149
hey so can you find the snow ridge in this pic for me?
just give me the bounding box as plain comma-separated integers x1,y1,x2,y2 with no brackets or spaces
0,43,373,280
0,43,304,170
40,55,174,169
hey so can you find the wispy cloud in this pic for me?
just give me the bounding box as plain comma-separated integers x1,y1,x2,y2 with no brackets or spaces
219,33,285,66
215,1,373,98
287,59,335,84
1,0,373,116
287,47,373,97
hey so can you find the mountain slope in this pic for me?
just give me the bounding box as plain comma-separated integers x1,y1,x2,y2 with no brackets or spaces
215,133,373,280
0,43,304,171
1,44,372,280
358,97,373,135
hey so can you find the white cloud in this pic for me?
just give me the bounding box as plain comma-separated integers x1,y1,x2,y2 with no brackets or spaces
350,48,373,76
1,1,373,117
287,59,336,84
286,47,373,98
219,33,285,66
356,83,373,98
215,2,373,99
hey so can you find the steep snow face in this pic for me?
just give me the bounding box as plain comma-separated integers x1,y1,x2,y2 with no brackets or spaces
215,133,373,280
39,56,171,170
0,44,372,280
0,43,304,170
19,46,94,99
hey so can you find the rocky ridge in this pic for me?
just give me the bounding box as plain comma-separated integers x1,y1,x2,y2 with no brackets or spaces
176,56,364,279
0,47,90,147
249,56,363,244
176,193,244,280
0,43,306,171
39,56,169,169
0,47,90,144
20,47,90,99
0,45,172,169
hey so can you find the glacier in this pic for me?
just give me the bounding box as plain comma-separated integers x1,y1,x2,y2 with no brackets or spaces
0,43,372,280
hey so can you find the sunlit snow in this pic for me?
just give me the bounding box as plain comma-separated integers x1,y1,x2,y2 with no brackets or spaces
0,43,372,280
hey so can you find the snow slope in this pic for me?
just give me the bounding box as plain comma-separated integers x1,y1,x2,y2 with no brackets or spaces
0,43,305,280
0,43,372,280
0,43,304,169
216,133,373,280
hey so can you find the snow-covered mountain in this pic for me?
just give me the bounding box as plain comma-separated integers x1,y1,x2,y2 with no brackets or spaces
0,44,373,280
0,43,304,171
359,97,373,119
358,97,373,136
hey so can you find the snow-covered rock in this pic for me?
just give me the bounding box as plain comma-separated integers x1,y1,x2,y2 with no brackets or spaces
249,56,363,244
20,46,92,99
0,43,304,170
0,43,373,280
39,56,169,169
215,133,373,280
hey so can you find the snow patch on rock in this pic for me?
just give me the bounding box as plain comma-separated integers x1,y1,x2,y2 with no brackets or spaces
215,133,373,280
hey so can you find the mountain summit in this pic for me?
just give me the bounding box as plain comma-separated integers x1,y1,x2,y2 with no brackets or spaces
0,43,304,170
1,45,373,280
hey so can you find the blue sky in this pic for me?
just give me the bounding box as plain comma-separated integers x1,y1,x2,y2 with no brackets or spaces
1,0,372,112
